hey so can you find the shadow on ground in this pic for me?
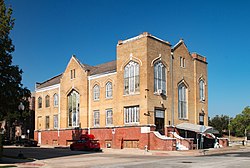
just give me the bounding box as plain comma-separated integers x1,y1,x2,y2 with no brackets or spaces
0,146,102,165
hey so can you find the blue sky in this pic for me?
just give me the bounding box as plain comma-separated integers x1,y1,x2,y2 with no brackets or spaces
5,0,250,117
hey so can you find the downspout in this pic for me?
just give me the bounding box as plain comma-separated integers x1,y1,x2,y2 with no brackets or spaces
88,76,91,134
58,84,61,145
171,52,174,127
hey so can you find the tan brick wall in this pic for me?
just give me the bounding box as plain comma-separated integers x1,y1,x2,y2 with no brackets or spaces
35,33,208,148
35,87,59,131
89,73,116,127
60,57,89,129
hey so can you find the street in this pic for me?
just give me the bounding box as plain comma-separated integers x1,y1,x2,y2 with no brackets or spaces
1,146,250,168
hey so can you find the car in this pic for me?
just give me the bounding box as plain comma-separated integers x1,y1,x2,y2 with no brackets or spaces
70,134,101,151
16,138,38,147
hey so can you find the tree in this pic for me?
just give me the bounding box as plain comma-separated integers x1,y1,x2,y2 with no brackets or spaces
208,114,230,136
0,0,30,121
231,106,250,137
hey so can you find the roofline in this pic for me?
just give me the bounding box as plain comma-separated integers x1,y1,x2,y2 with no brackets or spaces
117,32,171,46
36,73,62,88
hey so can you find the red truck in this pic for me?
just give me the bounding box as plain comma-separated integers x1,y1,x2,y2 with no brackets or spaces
70,134,101,151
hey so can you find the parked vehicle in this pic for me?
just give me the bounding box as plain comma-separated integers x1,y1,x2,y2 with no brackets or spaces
70,134,101,151
16,138,38,147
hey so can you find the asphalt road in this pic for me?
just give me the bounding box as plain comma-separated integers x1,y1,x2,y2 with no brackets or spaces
1,146,250,168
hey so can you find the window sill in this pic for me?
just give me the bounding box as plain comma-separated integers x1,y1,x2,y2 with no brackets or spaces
123,92,140,96
178,118,189,121
105,125,114,127
105,97,113,100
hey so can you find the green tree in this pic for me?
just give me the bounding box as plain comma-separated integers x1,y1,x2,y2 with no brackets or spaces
231,106,250,137
0,0,30,121
208,115,230,136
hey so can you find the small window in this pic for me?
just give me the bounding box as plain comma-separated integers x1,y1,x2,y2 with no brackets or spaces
180,57,185,68
93,110,100,127
70,69,76,79
45,116,50,129
54,115,58,129
93,85,100,101
53,93,59,107
38,97,42,109
106,82,112,98
106,109,113,126
199,80,205,101
45,95,50,107
124,106,139,124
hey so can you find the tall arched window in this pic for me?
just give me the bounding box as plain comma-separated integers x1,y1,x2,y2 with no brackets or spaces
124,61,140,95
154,61,166,94
105,82,112,98
38,97,42,109
45,95,50,107
178,83,188,119
68,90,80,127
53,93,59,106
199,80,205,101
93,84,100,100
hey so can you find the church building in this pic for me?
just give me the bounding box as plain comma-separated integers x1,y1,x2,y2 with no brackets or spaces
35,32,208,150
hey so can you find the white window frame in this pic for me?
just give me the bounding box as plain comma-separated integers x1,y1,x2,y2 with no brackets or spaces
93,85,100,100
106,109,113,126
124,61,140,95
38,97,42,109
178,83,188,119
45,116,50,129
105,82,112,98
93,110,100,127
45,95,50,107
180,57,185,68
53,114,58,129
53,93,59,107
124,106,139,124
154,61,166,95
68,90,80,127
199,80,205,101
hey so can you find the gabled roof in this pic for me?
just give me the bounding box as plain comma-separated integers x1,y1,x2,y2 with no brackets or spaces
89,60,116,75
36,58,116,89
171,39,187,51
36,74,62,89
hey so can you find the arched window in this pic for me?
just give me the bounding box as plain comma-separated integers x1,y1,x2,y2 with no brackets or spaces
199,80,205,101
68,90,80,127
45,95,50,107
154,61,166,94
178,83,188,119
93,84,100,100
38,97,42,109
53,93,59,106
124,61,140,95
105,82,112,98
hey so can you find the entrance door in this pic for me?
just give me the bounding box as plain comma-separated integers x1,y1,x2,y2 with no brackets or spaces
155,109,165,135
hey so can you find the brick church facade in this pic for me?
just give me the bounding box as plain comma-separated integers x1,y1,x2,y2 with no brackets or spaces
34,32,208,150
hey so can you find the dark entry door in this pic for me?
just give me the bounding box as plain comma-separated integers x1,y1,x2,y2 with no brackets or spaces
155,109,165,135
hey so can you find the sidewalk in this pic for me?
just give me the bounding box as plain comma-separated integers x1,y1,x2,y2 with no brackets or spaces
102,145,250,156
0,145,249,167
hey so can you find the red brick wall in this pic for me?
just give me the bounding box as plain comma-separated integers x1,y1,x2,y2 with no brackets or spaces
34,126,177,151
149,132,176,151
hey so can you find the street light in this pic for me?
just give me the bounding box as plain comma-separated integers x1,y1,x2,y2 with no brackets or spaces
18,102,25,138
